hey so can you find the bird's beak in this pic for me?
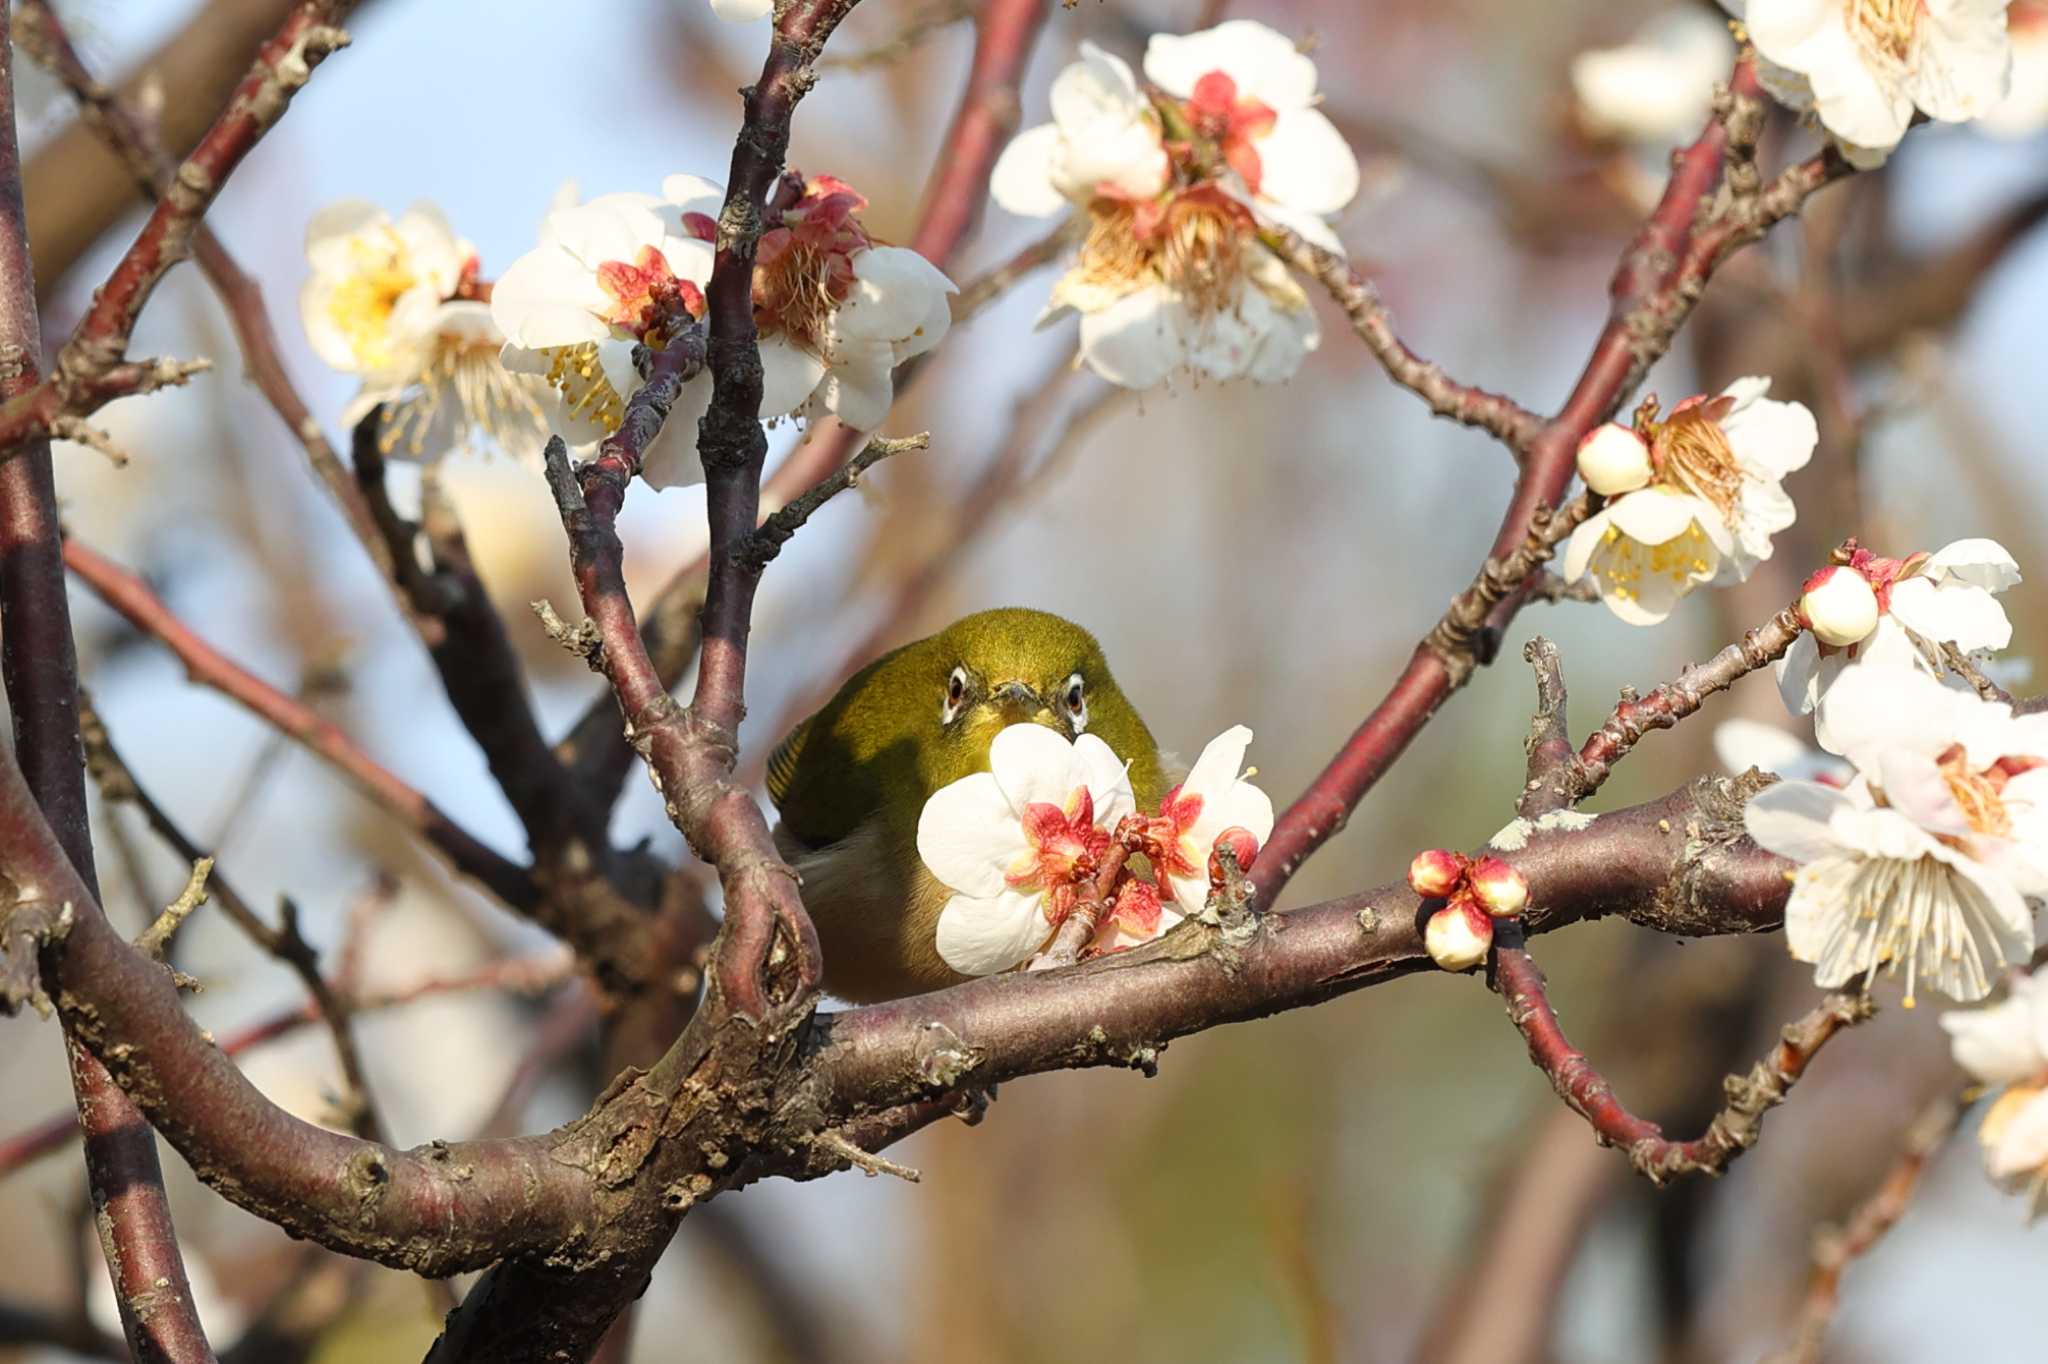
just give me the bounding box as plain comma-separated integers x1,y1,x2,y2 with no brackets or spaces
990,680,1063,734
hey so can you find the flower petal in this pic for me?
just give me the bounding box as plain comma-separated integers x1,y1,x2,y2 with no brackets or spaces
1254,108,1360,216
1075,286,1185,390
1745,779,1856,863
934,888,1054,976
988,723,1085,815
990,124,1070,217
1146,21,1319,108
917,772,1028,898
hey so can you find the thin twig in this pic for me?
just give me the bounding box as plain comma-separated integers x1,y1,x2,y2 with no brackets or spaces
738,431,929,568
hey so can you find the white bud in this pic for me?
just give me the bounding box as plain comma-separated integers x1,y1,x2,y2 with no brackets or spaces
1800,566,1880,648
1575,423,1653,497
1424,901,1494,972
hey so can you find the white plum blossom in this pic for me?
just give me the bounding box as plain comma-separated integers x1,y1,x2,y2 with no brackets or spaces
1563,378,1817,624
492,187,715,488
1572,8,1739,145
1942,969,2048,1213
1722,0,2013,167
1984,1,2048,136
300,200,545,461
1746,666,2048,1004
1778,538,2020,750
991,24,1363,389
916,724,1136,977
1143,725,1276,918
663,173,955,432
1141,20,1362,252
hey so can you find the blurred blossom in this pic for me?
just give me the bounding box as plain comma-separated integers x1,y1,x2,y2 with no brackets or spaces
301,200,547,463
1563,377,1816,624
1746,666,2048,1004
1943,968,2048,1214
1778,538,2019,751
1725,0,2013,167
1571,7,1737,144
918,723,1135,976
709,0,771,20
1712,717,1848,784
991,21,1365,389
1983,0,2048,135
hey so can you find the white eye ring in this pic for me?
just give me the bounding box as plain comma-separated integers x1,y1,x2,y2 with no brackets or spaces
1063,672,1087,733
942,666,969,724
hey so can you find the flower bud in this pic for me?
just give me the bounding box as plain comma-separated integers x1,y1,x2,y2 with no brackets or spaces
1575,423,1653,497
1207,826,1262,885
1408,848,1467,899
1425,900,1494,972
1468,856,1529,918
1800,565,1880,648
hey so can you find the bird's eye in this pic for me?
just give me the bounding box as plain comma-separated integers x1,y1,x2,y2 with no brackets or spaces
1063,672,1087,733
942,666,968,724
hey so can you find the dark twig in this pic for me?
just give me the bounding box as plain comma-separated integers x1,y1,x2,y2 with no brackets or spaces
738,431,929,568
1767,1094,1963,1364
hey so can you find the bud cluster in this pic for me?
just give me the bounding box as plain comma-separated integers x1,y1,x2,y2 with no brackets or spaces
1407,849,1531,971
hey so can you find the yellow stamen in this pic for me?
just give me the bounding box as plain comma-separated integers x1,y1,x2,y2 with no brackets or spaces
1848,0,1924,69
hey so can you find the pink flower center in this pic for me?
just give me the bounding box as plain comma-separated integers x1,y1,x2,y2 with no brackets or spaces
595,244,706,345
1007,787,1112,927
742,173,874,355
1183,70,1277,196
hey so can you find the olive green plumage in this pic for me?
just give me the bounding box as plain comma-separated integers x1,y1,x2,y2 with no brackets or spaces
769,607,1165,1002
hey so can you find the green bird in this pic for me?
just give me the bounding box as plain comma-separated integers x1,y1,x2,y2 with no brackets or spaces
768,607,1166,1003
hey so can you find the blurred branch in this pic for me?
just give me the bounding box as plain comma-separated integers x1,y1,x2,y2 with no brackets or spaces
0,2,353,456
63,535,544,913
1767,1093,1963,1364
18,0,320,294
820,0,977,69
0,15,213,1360
79,691,389,1142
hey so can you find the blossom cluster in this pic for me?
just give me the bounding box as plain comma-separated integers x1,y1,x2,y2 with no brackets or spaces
915,723,1273,977
301,175,953,487
1407,849,1530,971
991,21,1363,389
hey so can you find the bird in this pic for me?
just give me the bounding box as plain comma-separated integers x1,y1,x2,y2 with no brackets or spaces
767,607,1166,1003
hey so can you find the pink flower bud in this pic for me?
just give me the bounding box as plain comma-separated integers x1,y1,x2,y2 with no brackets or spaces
1574,423,1653,497
1207,826,1262,885
1799,565,1880,648
1408,848,1467,899
1469,856,1529,918
1425,901,1494,972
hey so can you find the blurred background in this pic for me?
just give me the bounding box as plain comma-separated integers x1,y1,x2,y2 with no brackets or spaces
3,0,2046,1360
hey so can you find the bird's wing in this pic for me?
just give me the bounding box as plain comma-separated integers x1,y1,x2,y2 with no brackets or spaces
765,713,813,811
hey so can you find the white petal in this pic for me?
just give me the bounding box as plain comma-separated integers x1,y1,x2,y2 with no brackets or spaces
917,773,1028,898
1719,383,1818,477
1714,718,1819,777
758,335,828,417
1876,750,1974,836
1889,578,2013,654
1560,509,1611,583
988,723,1085,814
1071,733,1136,826
1253,108,1360,216
1776,631,1824,716
1076,287,1185,390
636,373,712,490
990,124,1070,217
836,247,957,343
1818,663,1970,772
1905,1,2014,121
1944,994,2048,1085
1745,780,1856,863
934,889,1054,976
304,199,386,272
1987,1089,2048,1181
545,195,666,271
660,174,727,220
1146,21,1319,108
1054,43,1149,128
1607,486,1710,544
1926,537,2022,593
491,247,610,347
812,341,896,432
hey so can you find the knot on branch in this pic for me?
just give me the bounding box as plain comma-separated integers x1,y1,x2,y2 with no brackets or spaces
0,884,73,1018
